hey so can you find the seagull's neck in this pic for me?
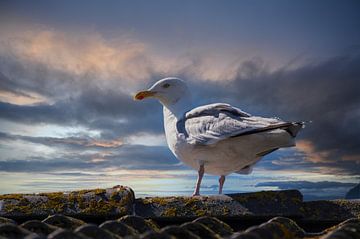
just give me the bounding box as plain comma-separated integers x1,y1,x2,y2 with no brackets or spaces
162,95,193,120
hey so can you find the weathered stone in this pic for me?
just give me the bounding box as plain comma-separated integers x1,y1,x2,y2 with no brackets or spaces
268,217,305,238
321,222,360,239
180,221,221,239
100,220,137,237
228,190,303,217
302,199,360,221
230,231,262,239
0,185,134,217
24,233,46,239
74,224,120,239
0,223,32,238
20,220,59,236
42,214,85,230
160,225,200,239
47,228,89,239
135,195,249,217
193,216,233,237
118,215,159,233
140,231,175,239
0,216,16,224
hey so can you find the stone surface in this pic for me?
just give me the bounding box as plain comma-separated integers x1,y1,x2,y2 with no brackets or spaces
0,186,134,217
160,225,200,239
99,220,137,237
42,215,85,230
1,186,360,238
302,199,360,221
74,224,119,239
180,221,221,239
117,215,159,234
20,220,59,236
321,218,360,239
0,214,359,239
228,190,303,217
193,216,233,237
135,195,250,217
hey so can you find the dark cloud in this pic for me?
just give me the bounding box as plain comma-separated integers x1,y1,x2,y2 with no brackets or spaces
0,29,359,177
187,53,360,174
0,144,180,172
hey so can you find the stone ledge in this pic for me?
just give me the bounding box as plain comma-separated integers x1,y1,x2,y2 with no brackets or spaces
0,186,359,223
0,185,134,217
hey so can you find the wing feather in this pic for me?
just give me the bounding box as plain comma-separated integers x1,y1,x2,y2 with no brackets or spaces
180,103,292,145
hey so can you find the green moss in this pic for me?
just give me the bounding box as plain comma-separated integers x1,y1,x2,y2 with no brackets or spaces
184,197,199,206
149,197,169,206
162,207,177,217
0,194,26,200
94,189,106,195
195,209,206,216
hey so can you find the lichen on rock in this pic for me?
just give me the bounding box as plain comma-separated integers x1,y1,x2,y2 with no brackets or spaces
0,185,135,217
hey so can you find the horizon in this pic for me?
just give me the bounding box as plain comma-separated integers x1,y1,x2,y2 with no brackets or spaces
0,0,359,200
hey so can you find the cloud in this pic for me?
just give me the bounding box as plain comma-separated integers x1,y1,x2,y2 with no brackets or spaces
188,53,360,174
0,25,359,177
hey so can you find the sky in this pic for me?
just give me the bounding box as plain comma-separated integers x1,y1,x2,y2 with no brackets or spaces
0,0,359,200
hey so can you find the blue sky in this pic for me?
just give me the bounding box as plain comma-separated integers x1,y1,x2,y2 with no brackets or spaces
0,0,359,199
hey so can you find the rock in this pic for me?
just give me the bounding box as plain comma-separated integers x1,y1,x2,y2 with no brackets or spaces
135,195,249,217
228,190,303,217
74,224,119,239
193,216,233,237
180,221,221,239
321,220,360,239
118,215,159,233
24,233,47,239
268,217,305,238
47,228,89,239
302,199,360,221
99,220,138,237
345,183,360,199
231,217,305,239
0,185,135,217
0,217,16,224
0,223,32,239
160,225,200,239
42,214,85,230
20,220,59,236
140,231,175,239
230,231,262,239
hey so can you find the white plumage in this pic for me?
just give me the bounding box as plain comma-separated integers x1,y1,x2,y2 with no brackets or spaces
135,77,304,195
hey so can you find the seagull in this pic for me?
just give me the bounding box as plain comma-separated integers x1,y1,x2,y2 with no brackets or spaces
134,77,304,196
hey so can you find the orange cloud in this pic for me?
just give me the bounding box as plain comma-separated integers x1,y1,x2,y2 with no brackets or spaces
296,140,331,163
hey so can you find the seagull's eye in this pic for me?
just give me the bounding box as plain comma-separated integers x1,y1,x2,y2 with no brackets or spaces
162,83,170,88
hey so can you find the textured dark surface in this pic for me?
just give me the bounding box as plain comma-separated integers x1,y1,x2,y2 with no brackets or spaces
1,186,360,238
0,214,359,238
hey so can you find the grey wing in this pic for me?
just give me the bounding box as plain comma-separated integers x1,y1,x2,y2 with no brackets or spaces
181,103,300,145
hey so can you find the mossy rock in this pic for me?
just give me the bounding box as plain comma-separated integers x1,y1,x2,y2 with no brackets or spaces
228,190,304,217
135,195,249,217
0,185,135,217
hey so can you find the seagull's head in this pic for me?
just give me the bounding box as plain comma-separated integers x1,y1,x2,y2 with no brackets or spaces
134,77,190,107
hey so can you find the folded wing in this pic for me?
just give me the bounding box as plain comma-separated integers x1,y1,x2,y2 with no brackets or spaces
177,103,302,145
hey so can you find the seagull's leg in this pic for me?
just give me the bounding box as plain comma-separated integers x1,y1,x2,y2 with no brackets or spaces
219,175,225,194
193,164,204,196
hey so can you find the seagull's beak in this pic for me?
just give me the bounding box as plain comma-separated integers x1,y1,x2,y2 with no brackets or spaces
133,90,156,100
